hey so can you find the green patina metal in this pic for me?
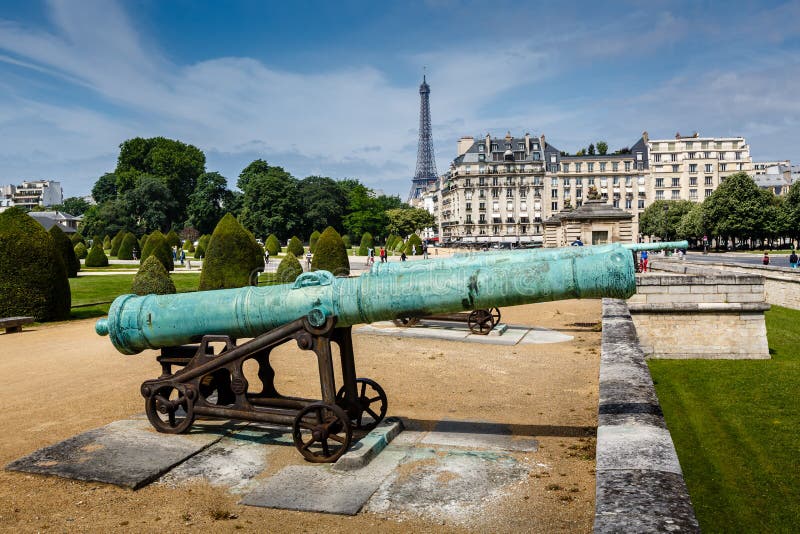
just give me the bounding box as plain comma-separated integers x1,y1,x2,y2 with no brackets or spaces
96,241,687,355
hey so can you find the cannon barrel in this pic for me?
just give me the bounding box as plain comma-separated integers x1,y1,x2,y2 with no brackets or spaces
96,241,687,355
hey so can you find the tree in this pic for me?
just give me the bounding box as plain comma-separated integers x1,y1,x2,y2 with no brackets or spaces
385,208,436,237
56,197,91,216
131,256,176,296
85,242,109,267
71,232,86,246
703,172,771,247
575,148,586,156
0,207,70,321
110,229,126,257
91,173,118,204
287,236,304,257
141,230,174,271
49,225,80,277
118,175,177,234
676,203,705,244
342,234,352,249
297,176,348,237
265,234,281,256
199,213,264,290
117,232,138,260
74,242,87,259
186,172,233,234
782,181,800,246
79,201,133,239
357,232,374,256
638,200,694,240
309,230,321,253
236,159,272,191
239,163,301,240
276,252,303,284
311,227,350,276
587,143,596,155
596,141,608,155
343,185,386,239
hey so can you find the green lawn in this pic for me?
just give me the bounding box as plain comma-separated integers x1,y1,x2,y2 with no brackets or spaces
648,305,800,532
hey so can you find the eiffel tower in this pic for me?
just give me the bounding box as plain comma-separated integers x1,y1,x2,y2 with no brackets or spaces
409,75,438,201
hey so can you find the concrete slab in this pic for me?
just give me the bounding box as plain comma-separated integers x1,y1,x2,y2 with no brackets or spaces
596,424,682,475
334,417,404,471
364,448,529,526
240,449,407,515
158,423,293,493
5,419,229,489
518,326,574,344
420,420,538,452
356,322,571,346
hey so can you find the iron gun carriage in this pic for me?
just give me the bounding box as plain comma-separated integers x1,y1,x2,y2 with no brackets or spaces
96,241,686,462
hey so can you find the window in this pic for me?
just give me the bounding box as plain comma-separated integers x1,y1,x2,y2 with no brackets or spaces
686,141,693,149
671,190,680,200
600,162,607,171
465,202,472,211
588,177,595,185
613,176,620,185
672,165,679,173
612,199,620,208
465,215,472,223
465,191,473,200
478,154,485,162
701,141,709,149
655,178,664,188
548,164,558,172
562,163,569,172
689,189,698,200
670,153,678,162
479,214,486,222
518,143,524,150
551,177,558,187
492,201,499,211
638,199,645,209
689,164,697,173
704,176,713,186
563,177,571,186
551,201,559,211
672,177,680,187
653,153,661,162
656,190,664,200
625,161,631,171
479,177,486,186
625,176,632,186
576,163,582,172
720,163,727,171
705,164,713,173
668,142,675,151
612,162,619,172
491,144,498,151
493,225,500,234
551,189,558,199
625,199,632,209
576,188,582,198
735,151,741,160
520,202,527,211
636,151,643,161
492,188,500,198
689,177,697,186
492,177,499,186
478,144,484,152
532,152,540,160
506,188,513,198
520,188,527,198
507,225,515,233
479,189,486,198
465,178,472,186
532,143,540,150
588,163,594,172
705,189,712,198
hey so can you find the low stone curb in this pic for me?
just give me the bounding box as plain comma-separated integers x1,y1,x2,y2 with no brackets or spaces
333,417,404,471
594,299,700,533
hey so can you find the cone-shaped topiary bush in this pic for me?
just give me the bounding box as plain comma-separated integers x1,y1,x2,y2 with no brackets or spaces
50,225,80,277
117,232,138,260
357,232,373,256
102,235,111,250
404,233,423,255
309,230,321,253
84,242,109,267
276,252,303,284
131,256,176,296
141,230,174,271
74,242,88,259
199,213,264,290
392,236,405,252
194,234,209,259
265,234,281,256
342,234,351,249
110,229,126,257
311,227,350,276
71,232,86,246
187,240,195,253
287,236,304,257
0,207,70,321
165,229,181,250
385,234,398,251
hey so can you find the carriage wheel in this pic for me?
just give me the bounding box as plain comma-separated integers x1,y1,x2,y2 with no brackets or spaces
336,378,388,432
490,307,502,326
468,309,495,335
292,403,352,463
144,384,195,434
392,317,419,327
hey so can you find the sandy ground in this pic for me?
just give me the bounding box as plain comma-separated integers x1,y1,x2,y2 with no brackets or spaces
0,299,601,533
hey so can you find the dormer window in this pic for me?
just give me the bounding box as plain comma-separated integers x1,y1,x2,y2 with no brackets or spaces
532,143,540,150
478,144,484,152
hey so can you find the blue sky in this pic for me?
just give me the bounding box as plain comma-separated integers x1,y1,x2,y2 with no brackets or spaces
1,0,799,198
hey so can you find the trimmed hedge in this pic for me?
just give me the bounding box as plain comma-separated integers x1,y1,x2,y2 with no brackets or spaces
131,256,176,295
405,233,423,255
85,242,109,267
165,229,182,250
311,226,350,276
342,234,351,249
50,224,80,278
141,230,174,271
276,252,303,284
74,242,88,259
194,234,210,259
110,229,125,257
265,234,281,256
187,241,195,253
0,207,70,321
287,236,304,257
71,232,86,246
117,232,138,260
309,230,321,253
199,213,264,290
357,232,373,256
102,235,111,250
386,234,398,251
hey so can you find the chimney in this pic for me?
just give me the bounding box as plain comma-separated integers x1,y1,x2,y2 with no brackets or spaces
642,131,649,143
525,132,531,152
486,133,492,151
505,131,513,141
457,136,474,157
540,134,546,149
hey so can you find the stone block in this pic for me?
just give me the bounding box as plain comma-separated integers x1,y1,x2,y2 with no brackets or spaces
667,285,692,294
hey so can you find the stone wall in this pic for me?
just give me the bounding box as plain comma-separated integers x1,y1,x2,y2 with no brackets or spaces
594,299,699,533
651,257,800,310
627,270,770,359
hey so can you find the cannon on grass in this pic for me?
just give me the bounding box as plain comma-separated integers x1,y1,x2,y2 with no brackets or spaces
96,241,686,462
392,307,502,335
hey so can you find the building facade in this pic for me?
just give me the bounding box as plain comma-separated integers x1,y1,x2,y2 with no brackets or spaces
3,180,64,210
437,131,763,246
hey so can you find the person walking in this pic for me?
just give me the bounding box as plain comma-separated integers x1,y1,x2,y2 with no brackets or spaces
400,251,407,262
306,251,313,270
762,252,770,265
790,249,798,269
180,249,185,266
640,250,649,272
412,244,417,256
422,243,428,259
264,250,270,265
379,247,386,263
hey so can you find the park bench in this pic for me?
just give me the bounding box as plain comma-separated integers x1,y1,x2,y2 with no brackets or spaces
0,316,34,334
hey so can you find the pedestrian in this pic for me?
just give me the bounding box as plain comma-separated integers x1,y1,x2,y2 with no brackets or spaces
412,244,417,256
400,251,407,262
132,247,138,261
368,247,375,266
264,250,270,265
422,243,428,259
306,251,312,269
640,250,649,272
762,252,770,265
379,247,386,263
180,249,185,266
172,246,177,260
790,249,798,269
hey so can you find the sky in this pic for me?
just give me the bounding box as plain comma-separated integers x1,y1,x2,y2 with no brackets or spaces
1,0,799,199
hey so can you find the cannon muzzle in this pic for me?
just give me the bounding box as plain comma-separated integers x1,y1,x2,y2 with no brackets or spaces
97,241,686,355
